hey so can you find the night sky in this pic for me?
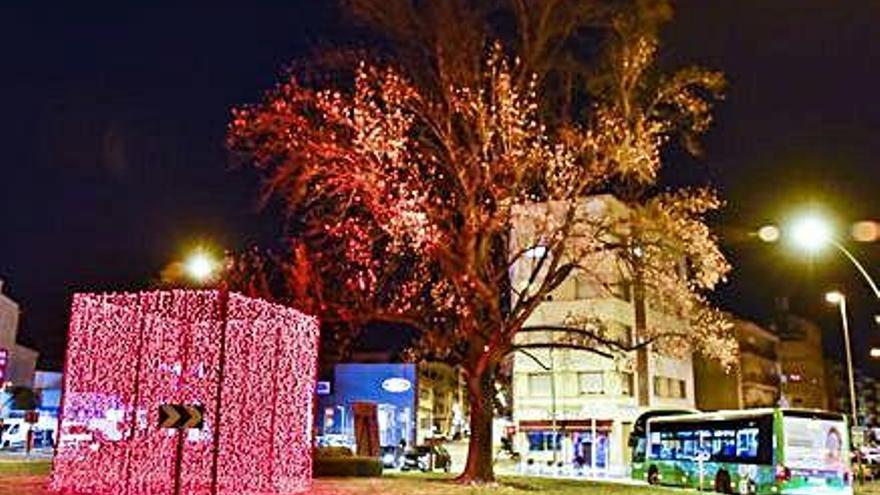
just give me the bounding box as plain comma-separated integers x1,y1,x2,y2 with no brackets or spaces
1,2,878,370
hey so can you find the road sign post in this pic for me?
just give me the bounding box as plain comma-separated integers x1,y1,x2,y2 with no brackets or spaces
159,404,205,495
173,429,185,495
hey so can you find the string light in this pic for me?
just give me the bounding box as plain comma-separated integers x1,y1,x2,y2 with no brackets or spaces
51,289,319,495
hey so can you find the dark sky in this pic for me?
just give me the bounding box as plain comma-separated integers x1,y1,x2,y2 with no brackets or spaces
0,2,878,370
663,0,880,368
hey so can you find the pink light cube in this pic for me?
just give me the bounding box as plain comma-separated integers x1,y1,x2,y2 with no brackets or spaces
51,290,319,495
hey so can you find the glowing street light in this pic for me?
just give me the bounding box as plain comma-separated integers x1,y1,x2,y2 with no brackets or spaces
827,290,858,428
758,213,880,300
825,290,845,305
184,250,219,284
789,215,832,252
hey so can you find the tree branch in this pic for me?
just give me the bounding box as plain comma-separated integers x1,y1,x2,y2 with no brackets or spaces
520,324,654,352
512,342,614,359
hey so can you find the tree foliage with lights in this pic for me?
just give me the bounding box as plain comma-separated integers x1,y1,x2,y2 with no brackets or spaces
229,0,734,483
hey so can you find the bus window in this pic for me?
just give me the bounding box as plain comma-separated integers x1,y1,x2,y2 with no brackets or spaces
632,436,646,462
648,415,772,464
649,431,662,459
737,428,760,459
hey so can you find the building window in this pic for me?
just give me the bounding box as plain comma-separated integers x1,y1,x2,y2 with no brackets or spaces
526,431,561,452
653,376,666,397
528,373,552,397
620,372,634,396
653,376,687,399
578,371,604,395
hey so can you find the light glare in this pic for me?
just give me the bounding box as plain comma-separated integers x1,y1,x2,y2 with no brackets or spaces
852,221,879,243
757,225,780,243
185,252,217,282
789,216,832,252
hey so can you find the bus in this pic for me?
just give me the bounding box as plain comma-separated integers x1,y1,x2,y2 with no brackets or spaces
630,408,852,494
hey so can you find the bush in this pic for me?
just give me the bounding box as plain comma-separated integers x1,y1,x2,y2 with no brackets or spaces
313,456,383,477
315,446,353,458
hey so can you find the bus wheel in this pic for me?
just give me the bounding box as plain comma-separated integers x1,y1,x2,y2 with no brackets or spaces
714,470,732,494
647,466,659,485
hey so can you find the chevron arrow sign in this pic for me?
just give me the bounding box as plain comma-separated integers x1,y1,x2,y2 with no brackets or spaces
158,404,205,429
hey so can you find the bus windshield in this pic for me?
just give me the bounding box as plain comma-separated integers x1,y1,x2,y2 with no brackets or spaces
782,412,848,472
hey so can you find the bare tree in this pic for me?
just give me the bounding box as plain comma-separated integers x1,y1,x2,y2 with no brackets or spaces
228,1,733,483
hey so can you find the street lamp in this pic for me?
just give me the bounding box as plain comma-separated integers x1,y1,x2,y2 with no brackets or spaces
826,291,859,428
760,214,880,300
789,216,833,253
184,250,219,284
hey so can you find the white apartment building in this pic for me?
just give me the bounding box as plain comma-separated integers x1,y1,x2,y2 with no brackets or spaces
0,279,38,388
509,196,695,476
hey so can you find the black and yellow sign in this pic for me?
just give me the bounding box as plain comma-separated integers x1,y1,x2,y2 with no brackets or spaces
158,404,204,429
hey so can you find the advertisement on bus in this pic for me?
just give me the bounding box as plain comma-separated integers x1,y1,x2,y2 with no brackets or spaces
783,415,848,472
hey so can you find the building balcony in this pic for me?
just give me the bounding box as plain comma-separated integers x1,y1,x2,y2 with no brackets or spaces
738,343,778,362
742,373,781,388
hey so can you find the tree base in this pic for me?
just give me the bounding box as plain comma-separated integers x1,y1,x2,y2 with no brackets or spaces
454,473,498,486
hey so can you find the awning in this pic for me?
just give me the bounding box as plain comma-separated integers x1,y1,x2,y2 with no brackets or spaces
518,419,614,432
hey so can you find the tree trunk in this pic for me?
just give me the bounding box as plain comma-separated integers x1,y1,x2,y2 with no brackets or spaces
634,262,651,407
457,370,496,484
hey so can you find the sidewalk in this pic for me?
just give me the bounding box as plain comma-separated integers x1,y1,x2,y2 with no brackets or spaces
0,448,53,461
495,460,644,486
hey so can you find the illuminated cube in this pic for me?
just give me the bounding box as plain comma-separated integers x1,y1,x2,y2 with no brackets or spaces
51,290,319,495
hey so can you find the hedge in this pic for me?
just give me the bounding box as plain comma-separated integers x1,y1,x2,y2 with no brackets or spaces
315,446,353,458
312,456,383,477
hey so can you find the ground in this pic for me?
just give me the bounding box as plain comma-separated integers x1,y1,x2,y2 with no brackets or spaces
3,462,880,495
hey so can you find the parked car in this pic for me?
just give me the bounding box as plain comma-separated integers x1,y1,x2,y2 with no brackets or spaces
380,446,402,469
861,447,880,464
855,448,880,481
400,445,451,473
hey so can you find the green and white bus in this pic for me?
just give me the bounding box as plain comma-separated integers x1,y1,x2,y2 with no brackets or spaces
630,408,852,494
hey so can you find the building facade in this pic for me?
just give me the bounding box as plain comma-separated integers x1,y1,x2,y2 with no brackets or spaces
695,318,781,410
775,314,828,409
416,362,466,444
826,363,880,435
0,280,38,389
316,362,466,449
509,196,696,476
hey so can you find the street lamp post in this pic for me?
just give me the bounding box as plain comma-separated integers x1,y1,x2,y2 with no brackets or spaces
786,215,880,300
826,291,858,428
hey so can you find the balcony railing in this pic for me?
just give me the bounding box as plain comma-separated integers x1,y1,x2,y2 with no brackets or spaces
739,342,778,361
742,372,781,387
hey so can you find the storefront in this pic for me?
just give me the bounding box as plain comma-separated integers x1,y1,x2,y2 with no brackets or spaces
316,364,417,448
518,419,614,471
